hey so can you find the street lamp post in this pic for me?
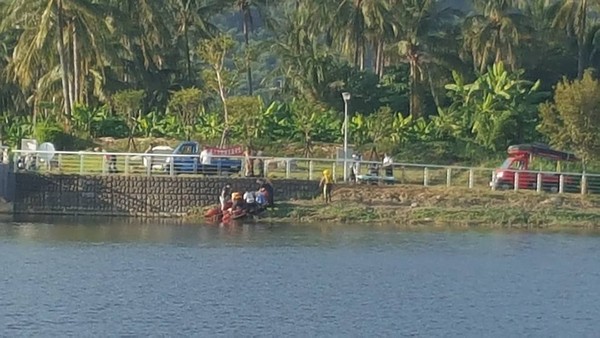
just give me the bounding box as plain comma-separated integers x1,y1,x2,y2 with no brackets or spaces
342,92,351,182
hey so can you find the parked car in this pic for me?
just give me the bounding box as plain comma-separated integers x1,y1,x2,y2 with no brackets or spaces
142,145,174,171
165,141,242,175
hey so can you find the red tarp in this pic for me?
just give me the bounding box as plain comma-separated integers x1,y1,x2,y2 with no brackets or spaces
204,145,244,156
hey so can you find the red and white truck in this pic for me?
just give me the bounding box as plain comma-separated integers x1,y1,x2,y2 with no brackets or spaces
490,144,579,192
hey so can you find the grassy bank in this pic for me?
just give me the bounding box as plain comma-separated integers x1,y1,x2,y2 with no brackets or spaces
197,185,600,229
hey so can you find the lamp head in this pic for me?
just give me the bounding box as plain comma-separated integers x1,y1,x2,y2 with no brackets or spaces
342,92,351,101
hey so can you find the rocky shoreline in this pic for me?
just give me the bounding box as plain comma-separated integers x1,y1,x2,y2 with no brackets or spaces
196,185,600,229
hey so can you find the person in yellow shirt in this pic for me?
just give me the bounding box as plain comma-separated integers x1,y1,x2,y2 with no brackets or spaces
319,169,334,203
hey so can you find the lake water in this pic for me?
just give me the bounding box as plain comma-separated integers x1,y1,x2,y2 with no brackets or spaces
1,215,600,337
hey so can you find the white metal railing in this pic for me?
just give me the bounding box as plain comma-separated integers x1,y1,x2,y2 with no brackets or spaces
0,146,9,164
10,149,600,195
10,149,496,187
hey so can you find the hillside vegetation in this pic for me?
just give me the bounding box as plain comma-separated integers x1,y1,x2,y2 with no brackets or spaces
2,0,600,167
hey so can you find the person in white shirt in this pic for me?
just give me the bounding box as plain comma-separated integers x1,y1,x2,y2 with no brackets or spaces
351,154,361,183
382,153,393,177
243,191,255,204
243,191,257,213
200,149,211,165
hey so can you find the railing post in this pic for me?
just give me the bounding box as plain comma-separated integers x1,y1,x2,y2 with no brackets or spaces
514,172,519,191
146,155,152,177
446,168,452,187
124,155,129,175
263,159,268,178
581,174,587,195
468,169,474,189
102,154,107,175
332,162,337,182
309,160,314,180
169,159,175,176
559,174,565,194
13,152,18,172
79,153,84,175
401,166,406,184
423,167,429,187
286,159,291,179
193,157,198,175
536,173,542,193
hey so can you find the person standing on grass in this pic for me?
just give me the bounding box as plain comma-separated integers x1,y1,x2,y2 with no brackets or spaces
244,147,254,177
383,153,393,177
351,153,361,183
255,150,264,177
319,169,334,203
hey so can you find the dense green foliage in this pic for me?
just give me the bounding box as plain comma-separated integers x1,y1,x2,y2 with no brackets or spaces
538,70,600,164
1,0,600,163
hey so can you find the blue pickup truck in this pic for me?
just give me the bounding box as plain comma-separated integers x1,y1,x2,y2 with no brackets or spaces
164,141,242,175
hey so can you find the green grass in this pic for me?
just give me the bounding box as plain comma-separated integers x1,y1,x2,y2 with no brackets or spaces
191,186,600,229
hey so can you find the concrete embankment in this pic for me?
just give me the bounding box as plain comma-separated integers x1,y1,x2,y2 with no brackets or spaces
11,173,319,217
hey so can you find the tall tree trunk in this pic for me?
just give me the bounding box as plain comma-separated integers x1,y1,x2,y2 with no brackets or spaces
427,68,441,110
243,13,253,95
66,20,75,113
184,20,192,82
375,40,384,78
374,41,380,74
56,0,72,119
182,1,192,83
215,67,229,147
409,57,423,118
359,44,365,71
72,22,80,105
353,36,361,67
577,0,588,79
353,0,363,67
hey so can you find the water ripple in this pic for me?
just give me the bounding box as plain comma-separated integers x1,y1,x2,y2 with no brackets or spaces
1,220,600,336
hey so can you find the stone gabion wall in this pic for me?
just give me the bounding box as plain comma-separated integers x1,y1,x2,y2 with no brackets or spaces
13,173,320,217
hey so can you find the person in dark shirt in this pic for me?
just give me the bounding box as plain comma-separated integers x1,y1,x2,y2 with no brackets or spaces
256,179,274,207
230,192,244,211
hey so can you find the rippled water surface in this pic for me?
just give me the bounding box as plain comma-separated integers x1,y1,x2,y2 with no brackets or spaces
2,215,600,336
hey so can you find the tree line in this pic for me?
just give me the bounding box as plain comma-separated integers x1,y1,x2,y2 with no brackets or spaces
1,0,600,164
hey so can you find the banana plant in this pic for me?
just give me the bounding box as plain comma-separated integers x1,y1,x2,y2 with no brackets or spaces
0,112,33,148
349,114,370,149
195,112,223,143
71,104,109,137
390,113,413,145
440,62,547,151
136,111,165,138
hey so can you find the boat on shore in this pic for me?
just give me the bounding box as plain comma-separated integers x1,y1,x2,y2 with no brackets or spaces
204,202,266,225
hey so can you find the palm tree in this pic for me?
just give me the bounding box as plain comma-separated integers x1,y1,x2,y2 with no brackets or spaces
390,0,466,117
463,0,533,73
105,0,179,111
2,0,113,120
553,0,599,78
230,0,274,95
172,0,221,84
326,0,392,71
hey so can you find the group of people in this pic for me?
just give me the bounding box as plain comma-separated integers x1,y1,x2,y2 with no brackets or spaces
318,153,395,203
219,179,274,214
349,153,394,183
244,148,265,178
